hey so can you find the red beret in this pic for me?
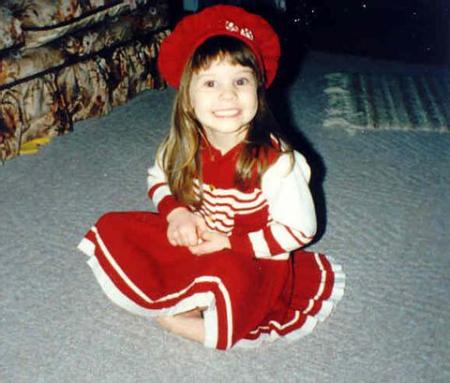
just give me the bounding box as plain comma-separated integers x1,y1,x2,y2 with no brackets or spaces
158,5,280,88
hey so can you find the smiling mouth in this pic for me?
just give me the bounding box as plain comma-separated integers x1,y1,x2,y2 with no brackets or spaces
213,109,241,118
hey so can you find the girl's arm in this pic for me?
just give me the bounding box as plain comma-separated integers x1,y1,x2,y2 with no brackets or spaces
147,158,207,246
228,151,317,259
147,158,186,218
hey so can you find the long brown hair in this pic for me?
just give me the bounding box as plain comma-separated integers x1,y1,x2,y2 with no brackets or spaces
157,36,292,206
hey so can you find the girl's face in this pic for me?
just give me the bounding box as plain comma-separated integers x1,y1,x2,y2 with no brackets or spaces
189,57,258,149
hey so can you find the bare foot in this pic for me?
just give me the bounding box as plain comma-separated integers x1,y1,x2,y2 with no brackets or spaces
155,310,205,344
177,307,204,318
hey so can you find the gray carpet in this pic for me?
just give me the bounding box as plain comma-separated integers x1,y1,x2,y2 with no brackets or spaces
1,52,449,383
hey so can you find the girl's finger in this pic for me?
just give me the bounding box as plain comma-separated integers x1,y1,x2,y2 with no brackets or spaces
200,231,214,241
189,244,206,255
169,230,183,246
196,217,207,234
178,228,196,247
167,233,178,246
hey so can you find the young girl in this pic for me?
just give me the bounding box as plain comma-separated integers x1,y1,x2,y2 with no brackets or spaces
78,5,345,350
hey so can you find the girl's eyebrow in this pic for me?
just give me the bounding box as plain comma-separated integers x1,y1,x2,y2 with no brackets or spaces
235,69,254,76
195,68,254,79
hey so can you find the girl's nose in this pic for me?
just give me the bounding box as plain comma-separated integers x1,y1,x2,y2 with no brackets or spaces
219,85,237,100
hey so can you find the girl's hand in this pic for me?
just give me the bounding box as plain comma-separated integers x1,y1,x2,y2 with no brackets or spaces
189,231,231,256
167,208,206,247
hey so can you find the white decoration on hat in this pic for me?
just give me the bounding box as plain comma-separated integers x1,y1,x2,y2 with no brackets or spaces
240,28,254,40
225,21,239,33
225,21,254,41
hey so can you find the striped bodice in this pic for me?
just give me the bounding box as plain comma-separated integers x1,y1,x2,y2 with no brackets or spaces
193,180,269,235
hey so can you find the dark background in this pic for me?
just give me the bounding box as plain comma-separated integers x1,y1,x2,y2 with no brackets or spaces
287,0,449,67
172,0,450,67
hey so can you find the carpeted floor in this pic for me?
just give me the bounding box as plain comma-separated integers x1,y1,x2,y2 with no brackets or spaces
1,51,449,383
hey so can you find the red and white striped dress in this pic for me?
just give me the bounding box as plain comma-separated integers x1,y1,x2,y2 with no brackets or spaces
78,141,345,350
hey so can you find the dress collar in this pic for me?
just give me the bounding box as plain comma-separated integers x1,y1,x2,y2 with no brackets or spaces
200,135,243,162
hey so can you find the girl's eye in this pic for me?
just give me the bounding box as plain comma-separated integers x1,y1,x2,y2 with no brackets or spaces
204,80,216,88
235,77,249,86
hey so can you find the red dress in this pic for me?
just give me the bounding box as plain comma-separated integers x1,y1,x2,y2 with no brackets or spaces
78,142,345,350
